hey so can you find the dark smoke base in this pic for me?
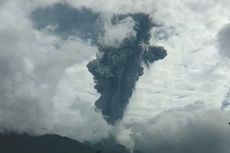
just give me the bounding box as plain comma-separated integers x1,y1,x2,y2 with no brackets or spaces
88,13,167,124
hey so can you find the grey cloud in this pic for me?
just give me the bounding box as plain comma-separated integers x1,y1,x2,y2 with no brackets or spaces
218,23,230,58
221,89,230,110
31,3,101,42
0,0,7,7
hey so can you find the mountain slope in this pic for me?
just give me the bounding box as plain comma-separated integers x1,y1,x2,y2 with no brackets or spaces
0,133,98,153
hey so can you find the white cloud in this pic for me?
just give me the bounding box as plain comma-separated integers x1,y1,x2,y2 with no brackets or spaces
99,16,136,47
111,0,230,151
120,0,230,120
0,0,109,142
119,108,230,153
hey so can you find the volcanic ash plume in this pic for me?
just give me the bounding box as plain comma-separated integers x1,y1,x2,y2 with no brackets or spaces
87,13,167,124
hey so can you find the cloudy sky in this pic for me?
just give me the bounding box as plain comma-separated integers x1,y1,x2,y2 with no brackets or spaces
0,0,230,153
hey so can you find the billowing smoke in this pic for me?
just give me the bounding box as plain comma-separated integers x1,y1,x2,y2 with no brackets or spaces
87,13,167,124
